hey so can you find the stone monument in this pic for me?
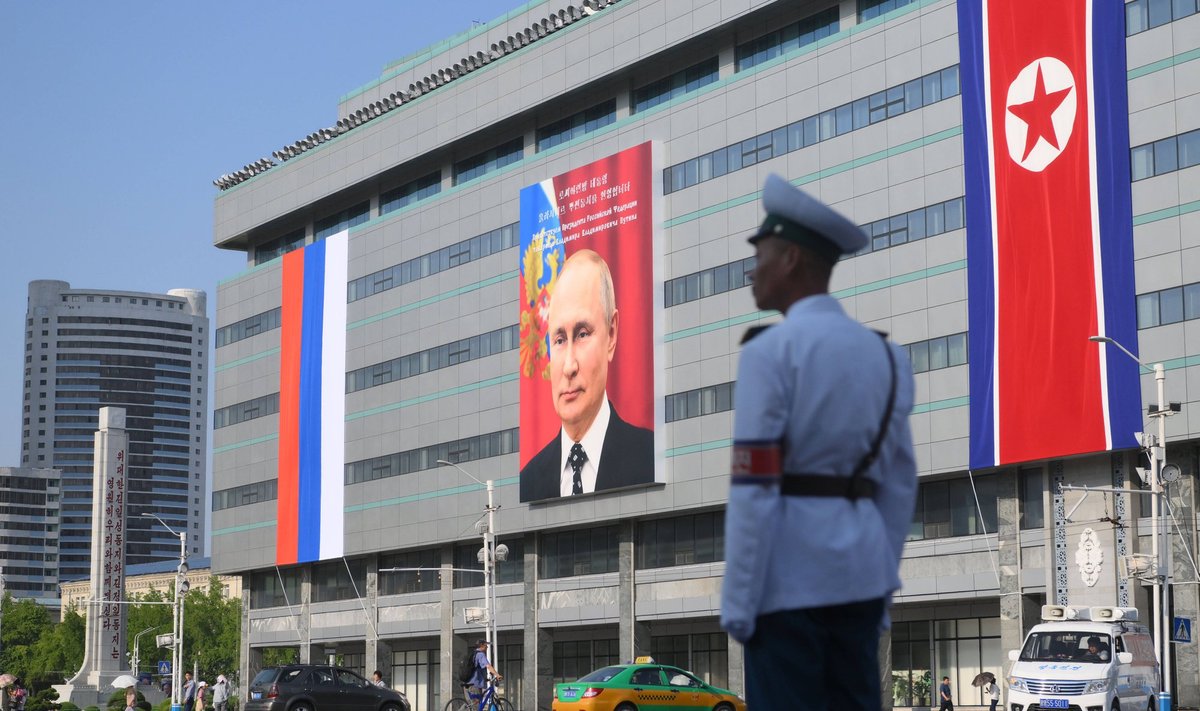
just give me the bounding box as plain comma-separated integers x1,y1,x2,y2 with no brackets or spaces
58,407,130,705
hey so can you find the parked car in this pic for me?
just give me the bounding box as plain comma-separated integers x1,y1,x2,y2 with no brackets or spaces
553,657,746,711
246,666,410,711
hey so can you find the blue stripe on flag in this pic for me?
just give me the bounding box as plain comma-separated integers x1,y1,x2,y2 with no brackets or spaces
297,240,326,562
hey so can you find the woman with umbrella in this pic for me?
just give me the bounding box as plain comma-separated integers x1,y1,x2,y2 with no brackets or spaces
973,672,1000,711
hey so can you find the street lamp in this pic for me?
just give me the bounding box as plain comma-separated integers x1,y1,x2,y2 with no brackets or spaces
131,625,159,680
436,460,507,653
142,513,188,711
1089,335,1177,711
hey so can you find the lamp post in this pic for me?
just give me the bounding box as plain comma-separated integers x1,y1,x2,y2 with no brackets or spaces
131,625,159,680
436,460,500,652
143,513,188,711
1089,336,1174,711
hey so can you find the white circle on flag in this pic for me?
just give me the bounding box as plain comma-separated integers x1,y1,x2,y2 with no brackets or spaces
1004,56,1077,172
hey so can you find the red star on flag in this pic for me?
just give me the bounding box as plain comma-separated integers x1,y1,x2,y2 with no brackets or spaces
1008,62,1073,161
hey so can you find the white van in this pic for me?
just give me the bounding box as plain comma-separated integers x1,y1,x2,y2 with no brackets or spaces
1007,606,1159,711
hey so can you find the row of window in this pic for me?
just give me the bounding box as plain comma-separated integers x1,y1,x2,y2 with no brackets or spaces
903,333,967,374
216,308,281,348
0,476,54,491
859,0,918,22
212,479,277,512
665,382,734,423
58,352,193,370
663,65,960,194
346,325,518,394
664,257,755,308
55,341,195,357
58,315,194,331
347,223,520,303
213,392,279,429
1130,128,1200,181
631,57,720,114
1136,280,1200,329
254,229,306,265
857,197,965,255
537,100,617,152
57,328,195,344
344,428,520,485
454,136,524,185
734,6,840,71
1126,0,1199,35
908,468,1044,541
57,295,185,308
315,202,370,241
381,172,442,216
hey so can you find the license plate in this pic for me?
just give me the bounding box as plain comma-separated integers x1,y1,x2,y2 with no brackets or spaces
560,690,578,700
251,692,262,700
1040,698,1069,709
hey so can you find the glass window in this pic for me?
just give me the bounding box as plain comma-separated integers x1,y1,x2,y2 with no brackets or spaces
1126,0,1149,34
1159,286,1184,324
1131,144,1155,181
1178,129,1200,169
1136,292,1160,328
1184,283,1200,320
1153,137,1179,175
947,333,968,366
1148,0,1173,27
909,341,930,373
1019,468,1044,529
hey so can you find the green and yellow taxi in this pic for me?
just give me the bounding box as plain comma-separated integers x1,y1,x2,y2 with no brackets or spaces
553,658,746,711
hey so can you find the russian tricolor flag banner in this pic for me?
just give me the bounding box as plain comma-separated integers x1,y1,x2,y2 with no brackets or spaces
276,230,348,564
959,0,1142,469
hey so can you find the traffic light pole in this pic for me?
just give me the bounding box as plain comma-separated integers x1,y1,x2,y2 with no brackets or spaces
143,513,188,711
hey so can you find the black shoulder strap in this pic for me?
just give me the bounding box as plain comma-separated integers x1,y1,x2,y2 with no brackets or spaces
848,332,897,486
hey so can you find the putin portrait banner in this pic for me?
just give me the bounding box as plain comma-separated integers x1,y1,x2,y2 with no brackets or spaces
518,142,658,503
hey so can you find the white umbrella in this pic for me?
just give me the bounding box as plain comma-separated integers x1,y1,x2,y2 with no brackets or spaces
111,675,139,689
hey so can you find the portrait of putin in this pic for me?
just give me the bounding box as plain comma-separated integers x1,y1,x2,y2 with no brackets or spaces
519,249,654,501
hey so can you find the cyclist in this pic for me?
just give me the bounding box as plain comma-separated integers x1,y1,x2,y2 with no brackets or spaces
467,639,502,703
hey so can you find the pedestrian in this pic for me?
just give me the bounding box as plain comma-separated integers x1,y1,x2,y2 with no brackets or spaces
182,672,197,711
9,682,26,711
940,676,954,711
124,689,137,711
719,174,917,711
195,682,207,711
986,675,1000,711
371,671,386,688
213,675,230,711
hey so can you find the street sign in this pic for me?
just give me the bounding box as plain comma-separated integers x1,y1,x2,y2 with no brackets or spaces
156,633,175,648
158,661,172,675
1171,617,1192,643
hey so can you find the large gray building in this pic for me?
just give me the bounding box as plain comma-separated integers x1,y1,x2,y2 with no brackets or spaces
22,281,209,585
0,467,60,606
209,0,1200,709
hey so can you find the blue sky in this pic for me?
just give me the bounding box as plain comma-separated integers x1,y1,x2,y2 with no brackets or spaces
0,1,522,470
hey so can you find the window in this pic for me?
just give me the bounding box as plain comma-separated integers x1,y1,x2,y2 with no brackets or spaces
215,308,282,348
249,568,301,608
252,229,307,265
632,57,719,114
553,639,619,683
379,548,443,595
312,559,368,602
345,429,518,484
734,7,840,71
664,257,756,307
315,202,370,241
663,66,961,193
1137,280,1200,328
537,99,617,151
1019,467,1044,529
1126,0,1198,34
665,383,734,422
539,526,619,578
212,392,279,429
855,198,966,256
636,512,724,568
650,634,729,689
454,137,524,185
212,479,278,511
909,474,999,541
901,333,968,374
452,537,524,587
1130,128,1200,180
347,325,518,393
859,0,919,21
380,172,441,215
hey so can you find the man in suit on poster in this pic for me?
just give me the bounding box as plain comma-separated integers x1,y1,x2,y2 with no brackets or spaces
520,249,654,501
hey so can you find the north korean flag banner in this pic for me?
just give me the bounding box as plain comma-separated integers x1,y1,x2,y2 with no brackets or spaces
959,0,1142,468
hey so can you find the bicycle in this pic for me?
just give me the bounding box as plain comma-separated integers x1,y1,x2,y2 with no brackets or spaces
444,677,514,711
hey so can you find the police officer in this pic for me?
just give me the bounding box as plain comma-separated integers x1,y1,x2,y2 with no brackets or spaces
720,174,917,710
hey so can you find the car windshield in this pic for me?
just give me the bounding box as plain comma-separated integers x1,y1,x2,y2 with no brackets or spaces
251,670,277,686
1020,631,1113,663
577,666,625,683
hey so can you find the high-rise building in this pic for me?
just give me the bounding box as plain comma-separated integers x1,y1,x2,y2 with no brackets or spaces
0,467,60,606
22,280,208,585
209,0,1200,709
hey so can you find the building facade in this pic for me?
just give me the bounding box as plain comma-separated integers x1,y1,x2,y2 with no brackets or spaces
210,0,1200,709
0,467,61,606
23,281,210,586
59,556,242,621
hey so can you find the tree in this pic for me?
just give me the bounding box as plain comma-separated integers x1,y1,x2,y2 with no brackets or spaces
126,579,240,683
126,588,173,677
28,608,85,682
0,594,55,678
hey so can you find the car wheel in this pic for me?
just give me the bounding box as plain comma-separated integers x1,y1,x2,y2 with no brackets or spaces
616,703,637,711
382,704,401,711
714,704,734,711
292,703,314,711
